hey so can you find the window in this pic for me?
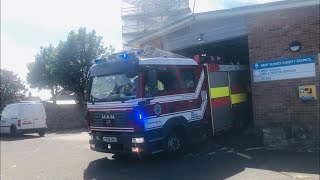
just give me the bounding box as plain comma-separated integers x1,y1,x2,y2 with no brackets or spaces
143,68,177,96
157,69,177,91
90,74,138,102
180,69,195,89
2,105,18,118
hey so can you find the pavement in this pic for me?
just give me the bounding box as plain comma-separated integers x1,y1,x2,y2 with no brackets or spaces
0,129,319,180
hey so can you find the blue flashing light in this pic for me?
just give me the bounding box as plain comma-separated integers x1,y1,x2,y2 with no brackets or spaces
134,50,143,56
136,110,144,122
95,58,104,64
120,52,129,60
134,109,145,131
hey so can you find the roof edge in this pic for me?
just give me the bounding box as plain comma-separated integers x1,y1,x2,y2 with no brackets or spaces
127,0,319,47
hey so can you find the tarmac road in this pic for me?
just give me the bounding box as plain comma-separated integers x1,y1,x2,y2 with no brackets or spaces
0,130,319,180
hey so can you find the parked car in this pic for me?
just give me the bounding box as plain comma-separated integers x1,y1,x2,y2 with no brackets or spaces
0,102,47,136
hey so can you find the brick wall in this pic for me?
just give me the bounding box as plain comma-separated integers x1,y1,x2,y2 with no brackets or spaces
248,5,320,151
43,102,86,131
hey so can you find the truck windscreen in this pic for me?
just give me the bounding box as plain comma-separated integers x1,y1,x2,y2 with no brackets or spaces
89,74,138,103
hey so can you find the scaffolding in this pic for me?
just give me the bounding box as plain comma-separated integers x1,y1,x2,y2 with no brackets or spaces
121,0,191,44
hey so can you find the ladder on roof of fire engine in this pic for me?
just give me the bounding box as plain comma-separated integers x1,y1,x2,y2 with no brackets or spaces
126,45,187,59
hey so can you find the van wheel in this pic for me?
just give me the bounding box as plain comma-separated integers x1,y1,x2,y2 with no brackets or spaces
165,128,185,155
38,130,46,137
10,125,17,137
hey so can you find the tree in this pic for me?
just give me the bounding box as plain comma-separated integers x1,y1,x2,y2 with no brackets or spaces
26,27,114,105
0,69,27,108
27,44,60,104
56,27,113,105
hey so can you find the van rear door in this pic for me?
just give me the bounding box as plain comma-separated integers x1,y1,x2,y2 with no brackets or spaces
33,104,46,129
20,104,34,129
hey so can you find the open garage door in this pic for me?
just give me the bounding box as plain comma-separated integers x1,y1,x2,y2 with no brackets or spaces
174,36,254,131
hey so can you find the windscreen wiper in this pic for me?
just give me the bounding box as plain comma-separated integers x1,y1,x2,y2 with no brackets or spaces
119,95,136,103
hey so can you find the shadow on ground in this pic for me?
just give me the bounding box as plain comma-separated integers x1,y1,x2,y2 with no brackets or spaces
47,128,88,135
0,128,88,141
0,134,42,141
83,132,319,180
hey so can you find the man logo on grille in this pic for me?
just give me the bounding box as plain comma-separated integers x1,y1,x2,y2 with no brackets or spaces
105,120,112,126
102,114,115,120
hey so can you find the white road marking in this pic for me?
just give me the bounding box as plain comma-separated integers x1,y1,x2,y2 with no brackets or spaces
280,171,315,179
293,175,309,179
236,153,252,159
226,149,234,153
245,147,264,151
218,147,227,151
207,152,216,155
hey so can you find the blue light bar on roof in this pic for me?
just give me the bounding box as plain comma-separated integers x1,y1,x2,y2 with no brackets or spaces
118,51,139,61
94,58,106,64
134,50,143,56
120,52,128,60
106,51,140,62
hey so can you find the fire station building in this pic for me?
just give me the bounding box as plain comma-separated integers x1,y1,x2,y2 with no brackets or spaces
127,0,320,150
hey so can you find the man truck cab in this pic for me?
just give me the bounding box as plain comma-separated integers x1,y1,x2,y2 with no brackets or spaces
87,50,250,156
0,102,47,136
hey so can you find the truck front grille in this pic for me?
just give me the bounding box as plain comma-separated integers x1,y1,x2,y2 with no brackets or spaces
92,111,129,128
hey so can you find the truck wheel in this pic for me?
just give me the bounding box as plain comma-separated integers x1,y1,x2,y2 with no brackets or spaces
165,129,185,155
10,125,17,137
38,130,46,137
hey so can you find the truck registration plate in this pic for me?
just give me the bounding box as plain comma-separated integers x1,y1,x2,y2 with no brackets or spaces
103,137,117,142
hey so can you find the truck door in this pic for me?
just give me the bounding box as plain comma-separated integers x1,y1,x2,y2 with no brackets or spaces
229,71,249,128
207,64,249,133
20,104,34,130
208,71,234,130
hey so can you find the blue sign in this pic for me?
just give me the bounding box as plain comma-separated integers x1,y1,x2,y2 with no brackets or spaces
253,56,316,82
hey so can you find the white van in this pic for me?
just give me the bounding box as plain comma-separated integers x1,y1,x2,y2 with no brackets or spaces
0,102,47,136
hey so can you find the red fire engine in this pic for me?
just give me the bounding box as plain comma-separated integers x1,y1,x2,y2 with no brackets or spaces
86,47,250,156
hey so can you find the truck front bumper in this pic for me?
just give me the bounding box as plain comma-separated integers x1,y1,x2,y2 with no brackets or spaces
89,131,148,155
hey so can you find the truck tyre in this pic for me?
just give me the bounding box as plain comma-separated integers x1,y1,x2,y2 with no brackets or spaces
165,128,185,155
38,130,46,137
10,125,17,137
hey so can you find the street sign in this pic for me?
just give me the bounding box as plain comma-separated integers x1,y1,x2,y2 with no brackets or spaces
253,56,316,82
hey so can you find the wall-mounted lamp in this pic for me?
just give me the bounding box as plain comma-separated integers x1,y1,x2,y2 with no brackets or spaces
197,33,204,41
289,41,302,52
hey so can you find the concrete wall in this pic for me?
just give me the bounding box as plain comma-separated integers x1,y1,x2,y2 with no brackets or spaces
141,37,163,49
139,16,248,51
43,102,86,131
248,5,320,151
163,16,247,51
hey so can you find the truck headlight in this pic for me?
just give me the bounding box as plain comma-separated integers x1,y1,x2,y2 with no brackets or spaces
90,144,95,149
132,137,144,144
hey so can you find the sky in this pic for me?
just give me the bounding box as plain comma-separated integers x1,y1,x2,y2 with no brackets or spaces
1,0,280,100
